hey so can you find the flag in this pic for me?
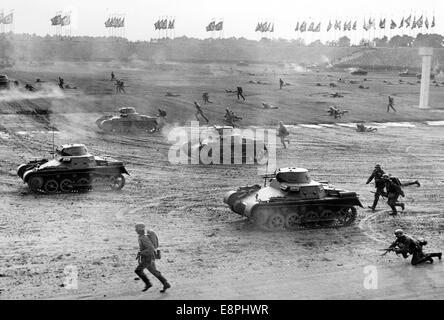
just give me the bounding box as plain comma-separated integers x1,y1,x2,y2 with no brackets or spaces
363,19,369,31
2,12,13,24
314,22,321,32
51,14,62,26
431,16,435,28
300,21,307,32
162,19,168,29
270,23,274,32
353,21,357,30
168,19,175,29
327,20,332,32
390,20,397,29
425,17,429,29
119,18,125,28
399,17,404,28
308,22,315,32
343,21,347,31
295,22,300,32
154,20,160,30
417,15,423,28
206,21,216,32
379,18,386,29
411,16,417,29
405,15,412,27
61,15,70,26
215,21,223,31
368,18,376,29
334,20,341,30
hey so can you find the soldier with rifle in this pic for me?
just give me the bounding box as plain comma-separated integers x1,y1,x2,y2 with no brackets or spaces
366,164,386,212
381,229,442,265
277,121,290,149
224,108,242,127
236,86,246,101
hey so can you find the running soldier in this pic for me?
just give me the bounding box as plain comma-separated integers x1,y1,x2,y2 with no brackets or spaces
111,71,115,81
224,108,242,127
202,92,212,104
384,174,405,215
385,229,442,265
279,78,285,89
115,80,126,94
366,164,386,212
387,95,396,112
58,77,65,89
134,223,171,293
194,101,209,123
237,86,245,101
155,109,167,132
277,121,291,149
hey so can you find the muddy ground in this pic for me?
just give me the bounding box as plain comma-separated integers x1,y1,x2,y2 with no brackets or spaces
0,61,443,299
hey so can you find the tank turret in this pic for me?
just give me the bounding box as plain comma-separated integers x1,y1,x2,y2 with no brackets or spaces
17,144,129,193
224,168,363,230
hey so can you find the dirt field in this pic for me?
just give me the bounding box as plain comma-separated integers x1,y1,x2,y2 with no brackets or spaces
0,61,444,300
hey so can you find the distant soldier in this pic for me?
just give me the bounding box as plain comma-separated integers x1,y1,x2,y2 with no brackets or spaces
25,84,36,92
277,121,291,149
111,71,115,81
386,229,442,265
134,223,171,293
384,174,405,215
194,101,209,123
236,86,245,101
224,108,242,127
387,95,396,112
279,78,284,89
115,80,126,94
58,77,65,89
202,92,212,104
366,164,386,212
155,109,167,132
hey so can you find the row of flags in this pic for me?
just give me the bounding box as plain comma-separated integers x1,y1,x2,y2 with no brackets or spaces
154,19,175,30
255,22,275,33
295,21,322,32
105,17,125,28
0,11,14,24
50,14,71,26
296,15,436,33
206,20,224,32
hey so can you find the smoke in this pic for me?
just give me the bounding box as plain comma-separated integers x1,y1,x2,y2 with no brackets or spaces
0,83,65,103
321,55,333,68
290,63,308,73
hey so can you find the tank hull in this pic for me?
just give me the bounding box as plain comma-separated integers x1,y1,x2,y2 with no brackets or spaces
224,183,363,230
17,159,129,193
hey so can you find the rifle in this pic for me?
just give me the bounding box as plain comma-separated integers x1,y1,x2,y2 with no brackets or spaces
380,248,395,256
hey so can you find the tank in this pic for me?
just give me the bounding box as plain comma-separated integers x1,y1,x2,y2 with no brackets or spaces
0,74,10,90
96,107,159,133
224,168,363,230
181,126,268,164
350,69,368,76
399,69,417,77
17,144,129,193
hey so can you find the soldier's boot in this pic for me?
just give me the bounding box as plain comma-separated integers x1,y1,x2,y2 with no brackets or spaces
157,275,171,293
135,270,152,292
389,206,397,216
415,180,421,187
428,253,442,260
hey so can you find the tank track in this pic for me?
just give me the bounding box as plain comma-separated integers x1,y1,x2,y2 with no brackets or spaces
26,173,125,194
250,204,357,231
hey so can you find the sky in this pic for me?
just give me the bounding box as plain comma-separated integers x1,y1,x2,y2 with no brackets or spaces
1,0,443,41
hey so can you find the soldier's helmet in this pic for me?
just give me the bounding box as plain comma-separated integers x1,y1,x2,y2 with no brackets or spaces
375,164,381,169
394,229,404,236
135,223,145,231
